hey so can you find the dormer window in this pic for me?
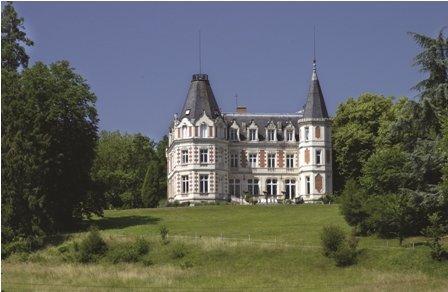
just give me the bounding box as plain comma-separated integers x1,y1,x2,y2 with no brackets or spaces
182,125,188,138
286,129,294,141
267,129,275,141
200,124,208,138
249,129,257,141
229,128,238,141
185,109,191,115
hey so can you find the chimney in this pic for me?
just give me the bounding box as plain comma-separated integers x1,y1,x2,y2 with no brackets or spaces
236,106,247,114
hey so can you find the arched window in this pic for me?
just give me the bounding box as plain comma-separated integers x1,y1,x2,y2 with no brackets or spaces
182,125,188,138
200,123,208,138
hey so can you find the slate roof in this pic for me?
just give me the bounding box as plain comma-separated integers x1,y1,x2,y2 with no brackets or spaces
303,62,329,119
179,74,221,121
223,112,303,141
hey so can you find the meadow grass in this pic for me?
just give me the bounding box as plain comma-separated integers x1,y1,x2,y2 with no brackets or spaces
2,204,448,291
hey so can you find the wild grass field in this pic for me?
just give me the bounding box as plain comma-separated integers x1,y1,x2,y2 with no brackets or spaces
3,204,448,291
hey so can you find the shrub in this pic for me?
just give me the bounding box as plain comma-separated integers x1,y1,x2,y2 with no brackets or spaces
160,225,169,244
105,238,150,264
77,227,107,263
321,225,345,257
334,244,358,267
171,243,187,259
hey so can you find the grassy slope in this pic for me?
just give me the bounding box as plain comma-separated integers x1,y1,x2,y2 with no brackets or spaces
3,205,448,291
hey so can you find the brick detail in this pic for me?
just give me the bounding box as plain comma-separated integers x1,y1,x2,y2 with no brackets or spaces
315,126,321,139
259,150,266,167
241,149,247,168
277,150,284,168
305,148,310,164
177,128,181,138
315,174,323,192
195,126,198,137
326,149,330,164
189,127,192,137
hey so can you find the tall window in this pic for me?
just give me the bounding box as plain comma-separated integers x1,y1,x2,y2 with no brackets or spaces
267,153,275,168
286,130,294,141
199,175,209,193
285,179,296,199
248,153,257,168
230,153,238,168
267,129,275,141
181,175,189,194
200,149,208,163
305,176,311,194
304,127,309,141
182,125,188,138
266,179,277,196
316,149,322,165
200,124,208,138
247,179,259,195
249,129,257,141
229,179,241,197
181,150,189,164
286,154,294,168
229,128,238,141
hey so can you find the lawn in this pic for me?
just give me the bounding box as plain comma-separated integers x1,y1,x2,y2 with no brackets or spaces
3,204,448,291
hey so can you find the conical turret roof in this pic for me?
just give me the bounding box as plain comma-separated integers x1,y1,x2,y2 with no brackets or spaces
179,74,221,120
303,62,329,119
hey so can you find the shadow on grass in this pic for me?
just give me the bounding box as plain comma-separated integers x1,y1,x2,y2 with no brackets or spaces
88,215,161,231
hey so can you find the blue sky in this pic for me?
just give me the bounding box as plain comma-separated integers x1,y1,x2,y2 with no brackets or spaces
13,2,448,140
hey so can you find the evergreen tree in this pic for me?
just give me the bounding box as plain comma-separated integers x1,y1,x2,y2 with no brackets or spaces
141,160,161,208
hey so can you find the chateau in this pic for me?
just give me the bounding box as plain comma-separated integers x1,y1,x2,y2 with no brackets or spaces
167,60,332,204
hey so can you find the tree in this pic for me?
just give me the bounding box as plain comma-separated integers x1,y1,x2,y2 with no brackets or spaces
332,93,394,192
1,2,34,71
339,179,368,232
2,61,102,244
141,160,161,208
91,131,155,209
360,146,413,195
409,29,448,131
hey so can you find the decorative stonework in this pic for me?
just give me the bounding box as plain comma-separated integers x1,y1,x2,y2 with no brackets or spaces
315,174,323,192
305,148,310,164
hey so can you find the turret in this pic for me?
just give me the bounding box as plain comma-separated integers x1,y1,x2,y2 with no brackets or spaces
298,61,332,202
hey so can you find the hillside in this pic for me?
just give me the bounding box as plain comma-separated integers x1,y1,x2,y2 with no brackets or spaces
3,205,448,291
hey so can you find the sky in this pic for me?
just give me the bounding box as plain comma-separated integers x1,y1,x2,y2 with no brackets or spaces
12,2,448,141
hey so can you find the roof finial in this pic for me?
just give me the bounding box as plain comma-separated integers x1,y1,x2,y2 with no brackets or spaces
313,25,317,71
198,29,202,74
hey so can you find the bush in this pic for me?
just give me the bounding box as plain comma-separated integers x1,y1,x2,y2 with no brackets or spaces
77,227,107,263
171,243,187,259
160,225,169,244
321,225,345,257
105,237,150,264
334,244,358,267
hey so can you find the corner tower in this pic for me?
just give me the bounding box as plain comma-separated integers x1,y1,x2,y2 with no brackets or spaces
298,61,333,202
167,74,229,204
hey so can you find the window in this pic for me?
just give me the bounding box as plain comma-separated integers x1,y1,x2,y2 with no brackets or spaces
248,153,257,168
229,179,241,197
305,176,311,194
200,149,208,163
247,179,259,195
267,153,275,168
266,179,277,195
199,175,209,193
200,124,208,138
316,149,322,165
285,179,296,199
249,129,257,141
286,130,294,141
304,127,309,141
229,128,238,141
182,125,188,138
181,150,189,164
286,154,294,168
181,175,189,194
230,153,238,168
267,129,275,141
